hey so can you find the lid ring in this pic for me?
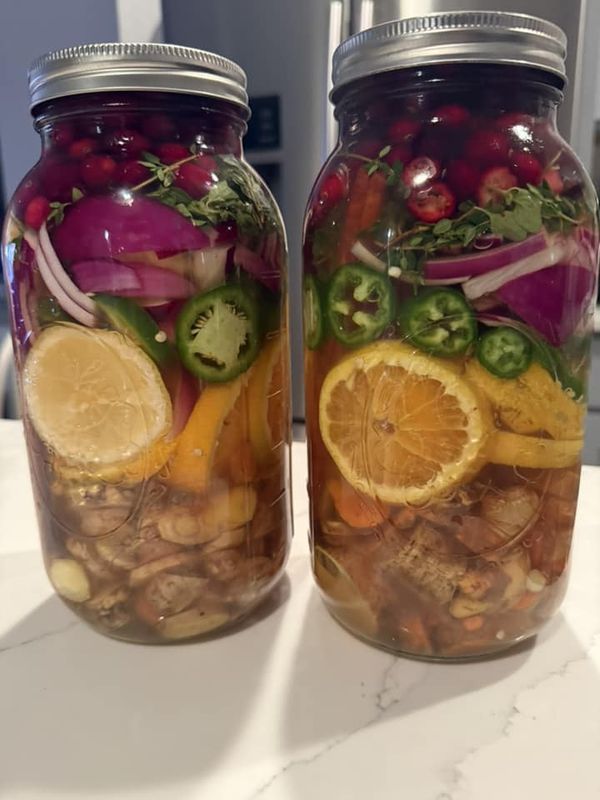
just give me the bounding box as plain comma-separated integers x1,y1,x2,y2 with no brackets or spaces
28,42,249,112
332,11,567,99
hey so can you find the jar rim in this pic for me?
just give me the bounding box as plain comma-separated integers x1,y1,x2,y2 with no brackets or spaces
28,42,249,113
331,11,567,102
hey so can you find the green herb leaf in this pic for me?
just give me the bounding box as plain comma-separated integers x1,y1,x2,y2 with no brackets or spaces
140,151,278,237
489,213,528,242
47,200,69,227
433,218,452,235
141,150,161,165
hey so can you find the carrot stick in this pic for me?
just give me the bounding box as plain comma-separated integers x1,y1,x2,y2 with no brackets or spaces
327,478,388,528
359,170,386,230
338,168,387,262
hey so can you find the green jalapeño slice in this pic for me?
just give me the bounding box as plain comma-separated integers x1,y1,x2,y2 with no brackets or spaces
176,283,260,382
477,326,532,379
327,263,394,347
399,287,476,357
303,275,324,349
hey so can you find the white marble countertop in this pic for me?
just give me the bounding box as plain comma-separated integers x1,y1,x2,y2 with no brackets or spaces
0,419,599,800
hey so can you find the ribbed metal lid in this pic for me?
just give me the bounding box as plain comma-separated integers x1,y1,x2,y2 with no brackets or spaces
28,42,249,112
332,11,567,100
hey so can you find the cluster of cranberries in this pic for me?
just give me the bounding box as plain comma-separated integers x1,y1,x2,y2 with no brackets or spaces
312,103,566,226
20,112,223,230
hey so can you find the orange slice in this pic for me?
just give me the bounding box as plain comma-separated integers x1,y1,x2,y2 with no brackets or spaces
166,377,244,492
247,334,290,463
484,430,582,469
319,340,488,505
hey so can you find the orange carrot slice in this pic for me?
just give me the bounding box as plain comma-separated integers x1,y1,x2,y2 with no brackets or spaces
327,478,388,529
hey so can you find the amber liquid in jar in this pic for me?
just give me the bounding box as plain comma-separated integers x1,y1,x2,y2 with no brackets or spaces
3,92,292,642
303,65,598,659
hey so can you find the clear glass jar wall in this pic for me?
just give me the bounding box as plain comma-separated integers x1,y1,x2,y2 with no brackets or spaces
3,86,292,643
303,60,599,659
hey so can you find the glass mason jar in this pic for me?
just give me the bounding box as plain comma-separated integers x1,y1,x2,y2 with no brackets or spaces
2,44,292,643
303,13,599,659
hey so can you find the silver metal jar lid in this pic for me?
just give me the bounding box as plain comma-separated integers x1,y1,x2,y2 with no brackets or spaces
28,42,249,112
332,11,567,100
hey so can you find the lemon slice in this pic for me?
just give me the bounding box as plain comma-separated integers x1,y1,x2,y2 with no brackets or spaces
23,324,172,466
319,340,488,505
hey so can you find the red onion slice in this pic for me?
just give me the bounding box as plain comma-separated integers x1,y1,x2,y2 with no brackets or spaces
463,235,567,300
51,194,209,263
424,231,547,280
70,260,194,299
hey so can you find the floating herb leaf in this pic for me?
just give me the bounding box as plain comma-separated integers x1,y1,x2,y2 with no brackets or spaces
47,200,69,227
342,146,406,189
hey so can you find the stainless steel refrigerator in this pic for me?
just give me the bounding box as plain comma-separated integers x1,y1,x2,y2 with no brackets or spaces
162,0,600,420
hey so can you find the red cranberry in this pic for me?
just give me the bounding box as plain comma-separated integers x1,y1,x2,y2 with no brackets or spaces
511,152,543,185
541,167,564,194
387,118,421,145
24,196,50,229
466,129,510,165
174,160,215,198
496,112,536,132
430,104,470,127
104,129,150,160
49,122,74,149
310,170,348,225
407,181,456,223
81,155,118,189
40,159,82,202
116,160,151,186
142,113,177,141
320,171,346,206
157,142,189,164
68,137,98,160
477,166,518,206
445,160,481,201
402,156,440,189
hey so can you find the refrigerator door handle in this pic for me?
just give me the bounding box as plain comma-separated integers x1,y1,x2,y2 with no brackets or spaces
354,0,375,33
